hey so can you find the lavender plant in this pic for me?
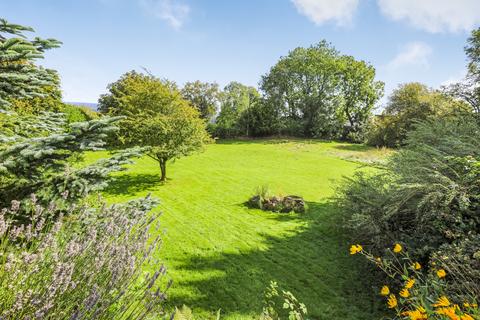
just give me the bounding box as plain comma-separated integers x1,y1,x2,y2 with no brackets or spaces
0,194,170,319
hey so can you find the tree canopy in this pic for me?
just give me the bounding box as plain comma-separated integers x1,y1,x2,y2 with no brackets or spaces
368,82,468,147
181,80,220,121
101,72,211,181
260,41,383,139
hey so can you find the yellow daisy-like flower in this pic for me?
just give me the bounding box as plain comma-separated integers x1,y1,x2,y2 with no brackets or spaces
349,244,363,255
437,269,447,278
461,314,475,320
402,308,428,320
405,278,415,289
413,262,421,270
393,243,402,253
387,294,397,309
380,285,390,296
400,288,410,298
433,296,451,308
435,306,458,320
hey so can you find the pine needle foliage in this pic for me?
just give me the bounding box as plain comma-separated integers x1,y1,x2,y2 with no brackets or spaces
0,18,61,108
0,111,144,216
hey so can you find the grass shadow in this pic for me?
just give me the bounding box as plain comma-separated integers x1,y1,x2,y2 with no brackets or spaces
165,201,384,319
104,173,162,196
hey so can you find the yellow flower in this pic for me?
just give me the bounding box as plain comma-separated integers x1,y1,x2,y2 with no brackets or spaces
387,294,397,309
413,262,421,270
434,296,451,308
380,285,390,296
349,244,363,255
435,306,459,320
461,314,474,320
463,302,478,308
437,269,447,278
393,243,403,253
402,308,428,320
400,288,410,298
405,278,415,289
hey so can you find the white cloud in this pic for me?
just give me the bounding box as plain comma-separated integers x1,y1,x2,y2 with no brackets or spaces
440,69,467,87
387,42,432,70
378,0,480,33
291,0,359,26
140,0,190,29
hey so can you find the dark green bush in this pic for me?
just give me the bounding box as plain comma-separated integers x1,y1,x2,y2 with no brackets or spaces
338,114,480,299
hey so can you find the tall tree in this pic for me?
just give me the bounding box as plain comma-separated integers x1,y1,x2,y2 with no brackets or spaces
368,82,467,147
0,18,61,108
338,55,384,138
215,81,259,137
442,28,480,113
181,80,220,121
102,72,211,181
261,41,382,138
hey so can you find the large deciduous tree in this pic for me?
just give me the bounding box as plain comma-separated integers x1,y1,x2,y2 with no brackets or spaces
368,82,467,147
181,80,220,121
260,41,383,139
215,81,259,137
443,27,480,113
337,56,384,139
101,72,211,181
0,18,61,108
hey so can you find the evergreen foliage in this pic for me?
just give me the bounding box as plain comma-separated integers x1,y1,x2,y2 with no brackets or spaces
0,19,61,108
0,111,143,213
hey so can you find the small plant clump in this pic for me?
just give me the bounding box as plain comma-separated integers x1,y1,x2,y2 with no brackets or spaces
248,185,306,213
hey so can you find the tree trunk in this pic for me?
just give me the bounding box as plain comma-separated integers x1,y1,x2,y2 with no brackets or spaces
159,158,167,182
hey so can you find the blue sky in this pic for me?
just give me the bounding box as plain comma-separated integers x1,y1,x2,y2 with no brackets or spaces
2,0,479,106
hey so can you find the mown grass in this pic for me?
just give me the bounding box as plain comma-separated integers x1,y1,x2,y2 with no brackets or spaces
85,139,388,319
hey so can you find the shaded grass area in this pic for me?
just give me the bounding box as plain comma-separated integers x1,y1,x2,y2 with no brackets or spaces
86,140,386,319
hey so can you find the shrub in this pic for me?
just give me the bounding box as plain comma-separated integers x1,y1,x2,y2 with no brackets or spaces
338,114,480,301
350,243,479,320
0,195,169,319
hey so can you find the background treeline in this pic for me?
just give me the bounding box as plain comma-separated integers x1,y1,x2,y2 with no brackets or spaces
148,41,385,142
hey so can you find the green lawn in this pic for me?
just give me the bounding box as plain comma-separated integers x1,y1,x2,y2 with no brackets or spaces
86,139,389,319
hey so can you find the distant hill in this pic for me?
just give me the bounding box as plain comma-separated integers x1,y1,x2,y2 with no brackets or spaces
66,102,98,110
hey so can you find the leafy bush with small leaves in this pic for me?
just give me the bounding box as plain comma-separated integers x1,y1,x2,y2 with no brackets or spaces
339,114,480,301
